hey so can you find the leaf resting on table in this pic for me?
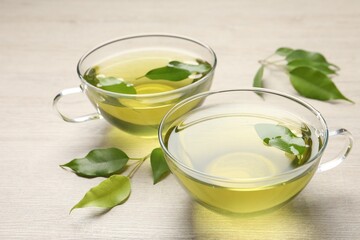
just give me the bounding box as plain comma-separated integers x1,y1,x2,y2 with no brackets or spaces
71,175,131,213
150,148,170,184
60,148,129,178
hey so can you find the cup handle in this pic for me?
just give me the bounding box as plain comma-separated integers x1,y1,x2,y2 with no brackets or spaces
317,128,353,173
53,86,102,123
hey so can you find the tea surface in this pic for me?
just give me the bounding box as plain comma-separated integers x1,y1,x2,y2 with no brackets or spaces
84,49,210,94
165,105,323,214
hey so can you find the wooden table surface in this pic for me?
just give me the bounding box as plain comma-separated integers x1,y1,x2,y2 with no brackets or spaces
1,0,359,239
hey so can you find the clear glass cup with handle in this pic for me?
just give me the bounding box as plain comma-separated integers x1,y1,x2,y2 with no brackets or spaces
53,34,217,137
159,89,353,215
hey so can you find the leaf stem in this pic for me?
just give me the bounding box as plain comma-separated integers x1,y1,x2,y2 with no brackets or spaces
264,53,276,61
129,157,145,161
259,59,286,66
259,59,287,71
127,154,151,178
127,161,143,178
270,59,287,64
136,75,145,80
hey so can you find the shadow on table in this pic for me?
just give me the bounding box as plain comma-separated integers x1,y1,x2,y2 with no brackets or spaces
98,125,160,155
189,194,339,240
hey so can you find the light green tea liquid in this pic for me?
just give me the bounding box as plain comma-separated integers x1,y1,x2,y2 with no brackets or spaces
96,50,197,93
165,106,322,214
84,50,211,136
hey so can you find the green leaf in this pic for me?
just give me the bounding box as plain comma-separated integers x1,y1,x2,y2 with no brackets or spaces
61,148,129,178
289,67,353,102
96,76,136,94
287,59,337,75
275,47,294,56
292,137,312,167
150,148,170,184
71,175,131,213
144,60,212,81
286,49,328,64
101,82,136,94
83,67,99,86
253,65,264,88
169,60,212,74
255,124,307,156
97,76,123,86
83,69,136,94
145,66,191,81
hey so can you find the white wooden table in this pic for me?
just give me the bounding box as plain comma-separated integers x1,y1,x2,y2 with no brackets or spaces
1,0,359,239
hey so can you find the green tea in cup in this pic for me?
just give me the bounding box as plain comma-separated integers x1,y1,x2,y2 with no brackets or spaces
53,35,216,136
159,89,353,215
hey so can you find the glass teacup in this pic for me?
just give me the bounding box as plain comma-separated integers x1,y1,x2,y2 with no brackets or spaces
53,34,216,137
159,89,353,215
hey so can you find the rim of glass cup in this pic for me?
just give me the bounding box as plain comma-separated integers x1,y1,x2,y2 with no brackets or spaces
158,88,329,183
76,34,217,98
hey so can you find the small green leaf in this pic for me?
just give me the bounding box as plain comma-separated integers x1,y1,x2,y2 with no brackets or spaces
253,65,264,88
101,82,136,94
83,69,136,94
169,60,212,74
71,175,131,213
255,124,307,156
97,76,123,86
102,95,123,106
286,49,334,66
145,66,191,81
289,67,353,102
292,136,312,167
61,148,129,178
287,59,337,75
144,60,212,81
83,67,99,86
275,47,294,56
95,76,136,94
150,148,170,184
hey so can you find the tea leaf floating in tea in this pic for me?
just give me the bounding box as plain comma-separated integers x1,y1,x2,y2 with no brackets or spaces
60,147,170,212
83,66,98,86
83,69,137,94
150,148,170,184
255,124,307,156
97,76,136,94
254,47,353,103
145,59,212,81
144,66,191,81
70,175,131,213
60,148,130,178
169,59,212,75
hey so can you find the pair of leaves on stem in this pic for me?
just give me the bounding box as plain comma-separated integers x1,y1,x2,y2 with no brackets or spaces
253,47,353,102
255,123,310,166
145,59,212,81
255,124,307,156
60,148,170,213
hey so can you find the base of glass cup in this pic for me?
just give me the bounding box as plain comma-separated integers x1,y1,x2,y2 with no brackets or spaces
165,155,318,217
192,190,305,217
102,112,159,138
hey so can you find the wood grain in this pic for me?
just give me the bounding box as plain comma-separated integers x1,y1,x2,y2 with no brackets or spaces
0,0,359,239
